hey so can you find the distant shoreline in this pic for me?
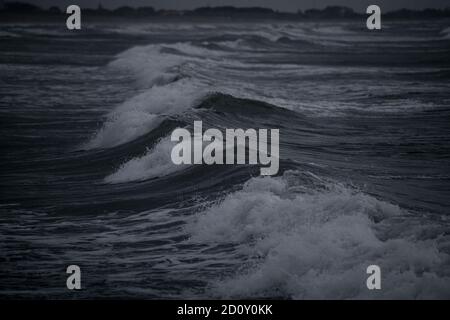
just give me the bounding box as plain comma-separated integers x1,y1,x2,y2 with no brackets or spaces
1,2,450,23
2,13,450,24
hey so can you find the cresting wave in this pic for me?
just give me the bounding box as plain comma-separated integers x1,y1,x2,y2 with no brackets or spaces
80,38,303,152
88,32,449,184
86,27,450,151
187,171,450,299
105,136,182,183
82,78,207,149
82,42,224,150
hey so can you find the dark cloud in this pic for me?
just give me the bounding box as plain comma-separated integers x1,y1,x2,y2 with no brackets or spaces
24,0,450,12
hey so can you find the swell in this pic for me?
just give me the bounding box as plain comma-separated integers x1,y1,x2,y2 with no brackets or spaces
103,91,305,185
78,36,450,218
81,39,312,151
79,39,312,184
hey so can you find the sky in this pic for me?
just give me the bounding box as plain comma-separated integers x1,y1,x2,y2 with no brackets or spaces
20,0,450,13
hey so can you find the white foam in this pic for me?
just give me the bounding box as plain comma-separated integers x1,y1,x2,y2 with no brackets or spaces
104,132,235,183
0,30,20,38
108,44,186,87
109,42,229,87
187,171,450,299
83,42,237,149
225,30,281,42
83,78,207,149
99,24,196,36
105,136,184,183
441,27,450,39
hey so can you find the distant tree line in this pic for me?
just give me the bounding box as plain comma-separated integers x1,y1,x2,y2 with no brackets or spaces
1,2,450,19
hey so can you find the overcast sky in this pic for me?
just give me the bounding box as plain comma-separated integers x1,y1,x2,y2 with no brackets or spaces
24,0,450,13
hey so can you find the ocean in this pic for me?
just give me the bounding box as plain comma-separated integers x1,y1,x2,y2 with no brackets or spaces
1,19,450,299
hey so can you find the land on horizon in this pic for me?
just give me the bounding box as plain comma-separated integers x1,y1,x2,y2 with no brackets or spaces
1,1,450,21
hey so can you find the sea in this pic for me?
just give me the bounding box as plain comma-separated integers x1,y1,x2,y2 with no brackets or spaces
1,18,450,299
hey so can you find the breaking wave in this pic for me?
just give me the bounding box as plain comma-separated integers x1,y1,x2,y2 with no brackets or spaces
188,171,450,299
105,136,183,183
82,78,207,149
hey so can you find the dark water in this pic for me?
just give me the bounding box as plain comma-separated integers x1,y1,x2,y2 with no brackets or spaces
1,20,450,299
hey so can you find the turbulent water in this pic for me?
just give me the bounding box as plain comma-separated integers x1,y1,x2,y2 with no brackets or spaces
1,19,450,299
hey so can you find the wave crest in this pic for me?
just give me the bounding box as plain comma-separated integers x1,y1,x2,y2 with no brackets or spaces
105,136,184,183
83,78,207,149
187,171,450,299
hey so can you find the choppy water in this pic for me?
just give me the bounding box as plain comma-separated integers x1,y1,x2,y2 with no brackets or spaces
1,19,450,299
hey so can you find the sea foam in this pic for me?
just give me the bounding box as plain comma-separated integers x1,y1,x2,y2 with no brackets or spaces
187,171,450,299
441,27,450,40
83,78,207,149
83,43,222,150
105,136,183,183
